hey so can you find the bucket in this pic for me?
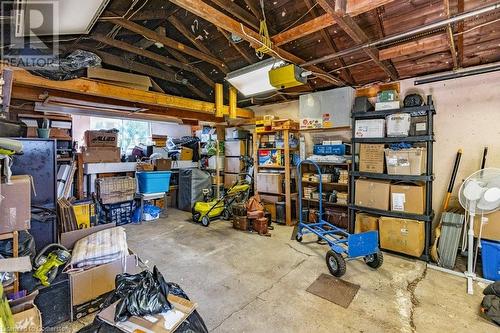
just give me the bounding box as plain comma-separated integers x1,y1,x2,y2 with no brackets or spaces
37,128,51,139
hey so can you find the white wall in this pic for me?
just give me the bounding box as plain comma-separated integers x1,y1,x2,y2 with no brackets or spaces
251,70,500,225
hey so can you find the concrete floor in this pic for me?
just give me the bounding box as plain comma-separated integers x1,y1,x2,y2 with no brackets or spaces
62,209,497,332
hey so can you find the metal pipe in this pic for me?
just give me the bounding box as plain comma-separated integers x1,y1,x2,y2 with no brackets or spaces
414,63,500,85
302,3,500,67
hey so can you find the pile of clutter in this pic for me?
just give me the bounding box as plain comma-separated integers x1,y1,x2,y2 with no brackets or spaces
232,194,273,236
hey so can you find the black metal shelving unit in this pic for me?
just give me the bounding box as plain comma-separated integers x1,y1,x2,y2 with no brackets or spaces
349,96,436,261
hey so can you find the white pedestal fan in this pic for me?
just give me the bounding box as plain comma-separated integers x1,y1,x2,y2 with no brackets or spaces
459,168,500,295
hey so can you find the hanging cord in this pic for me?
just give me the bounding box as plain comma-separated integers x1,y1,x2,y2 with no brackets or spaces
255,0,273,59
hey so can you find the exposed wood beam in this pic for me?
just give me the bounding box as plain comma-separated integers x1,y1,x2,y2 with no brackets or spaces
91,34,195,73
167,15,230,71
271,0,396,46
170,0,343,86
109,18,228,72
303,0,355,85
209,0,260,31
218,28,254,64
317,1,399,80
457,0,465,68
379,34,449,61
101,8,179,21
272,14,335,47
443,0,458,69
7,67,253,118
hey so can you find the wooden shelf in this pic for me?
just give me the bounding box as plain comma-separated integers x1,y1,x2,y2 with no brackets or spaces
258,165,285,169
299,126,351,132
301,180,348,187
257,148,298,151
302,198,348,207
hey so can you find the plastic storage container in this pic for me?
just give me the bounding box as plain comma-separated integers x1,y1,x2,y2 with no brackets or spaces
313,144,350,156
101,201,135,226
481,239,500,281
136,171,172,193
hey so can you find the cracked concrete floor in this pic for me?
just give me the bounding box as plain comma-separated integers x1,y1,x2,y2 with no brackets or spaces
64,209,497,332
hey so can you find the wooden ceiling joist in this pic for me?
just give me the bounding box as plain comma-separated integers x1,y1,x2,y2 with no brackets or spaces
101,8,179,21
218,28,254,65
443,0,459,69
271,0,396,46
209,0,260,31
109,18,228,72
317,0,399,80
169,0,343,86
457,0,465,68
8,68,253,119
379,34,450,61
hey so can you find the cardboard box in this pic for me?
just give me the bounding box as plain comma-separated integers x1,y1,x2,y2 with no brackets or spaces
390,183,425,214
225,157,244,173
385,148,427,175
474,210,500,241
10,291,42,333
379,217,425,257
0,175,31,233
359,144,385,173
96,177,136,205
98,294,197,333
257,173,283,194
258,149,283,166
154,158,172,171
72,201,97,229
355,119,385,138
375,101,400,111
355,213,379,233
224,173,240,188
59,224,140,321
264,202,277,222
81,147,121,163
84,130,118,147
180,147,193,161
225,127,248,140
225,140,246,156
208,156,224,170
410,116,428,136
260,194,281,203
354,179,390,211
386,113,411,137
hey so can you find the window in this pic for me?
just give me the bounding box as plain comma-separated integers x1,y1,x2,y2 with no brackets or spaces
90,117,151,152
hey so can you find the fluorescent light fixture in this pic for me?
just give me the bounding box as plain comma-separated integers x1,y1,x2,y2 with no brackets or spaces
15,0,110,36
226,58,285,97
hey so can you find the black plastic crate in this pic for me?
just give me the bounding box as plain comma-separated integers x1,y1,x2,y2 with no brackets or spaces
100,201,135,226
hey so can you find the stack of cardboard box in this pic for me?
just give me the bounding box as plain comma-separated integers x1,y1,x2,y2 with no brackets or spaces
81,130,121,163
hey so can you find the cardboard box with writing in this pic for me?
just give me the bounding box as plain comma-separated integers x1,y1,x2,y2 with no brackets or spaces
155,158,172,171
359,144,385,173
225,157,244,173
379,217,425,257
474,210,500,241
59,224,141,321
354,179,390,211
84,130,118,147
257,173,283,194
180,148,193,161
10,291,42,333
225,140,246,156
390,183,425,214
355,213,379,233
81,147,121,163
0,175,31,233
385,148,427,175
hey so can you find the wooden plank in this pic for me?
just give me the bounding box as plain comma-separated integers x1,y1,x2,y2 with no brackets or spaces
272,14,335,47
347,0,396,16
101,8,179,21
8,67,253,118
168,15,229,73
355,82,400,98
170,0,342,86
76,153,84,200
379,34,449,61
1,68,13,113
457,0,464,67
284,129,292,226
109,18,228,72
242,0,263,20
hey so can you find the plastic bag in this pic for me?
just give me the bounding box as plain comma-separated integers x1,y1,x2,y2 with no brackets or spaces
143,204,161,221
29,50,102,81
113,266,172,322
0,231,35,261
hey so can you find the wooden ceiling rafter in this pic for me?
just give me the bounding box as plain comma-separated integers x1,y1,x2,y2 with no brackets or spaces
443,0,459,69
169,0,343,86
457,0,465,68
218,28,255,65
108,18,228,73
101,8,179,21
302,0,355,85
317,0,399,81
209,0,260,31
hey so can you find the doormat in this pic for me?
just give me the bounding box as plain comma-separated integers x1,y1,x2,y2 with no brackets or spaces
306,273,360,308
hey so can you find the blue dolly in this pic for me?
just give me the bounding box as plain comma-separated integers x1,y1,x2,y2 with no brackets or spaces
296,160,383,277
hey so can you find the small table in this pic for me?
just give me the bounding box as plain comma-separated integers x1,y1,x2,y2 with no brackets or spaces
135,192,169,222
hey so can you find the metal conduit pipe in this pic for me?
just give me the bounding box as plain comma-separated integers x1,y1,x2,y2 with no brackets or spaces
302,2,500,67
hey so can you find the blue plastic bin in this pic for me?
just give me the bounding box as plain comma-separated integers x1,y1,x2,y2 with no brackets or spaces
481,239,500,281
313,144,350,156
136,171,172,194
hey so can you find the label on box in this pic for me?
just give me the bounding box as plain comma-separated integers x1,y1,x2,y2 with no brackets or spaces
392,193,406,211
416,123,427,131
400,228,409,235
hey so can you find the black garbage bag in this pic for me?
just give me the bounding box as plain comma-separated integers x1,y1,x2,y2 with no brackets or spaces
77,267,208,333
482,281,500,326
29,50,102,81
0,230,36,261
114,266,173,322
